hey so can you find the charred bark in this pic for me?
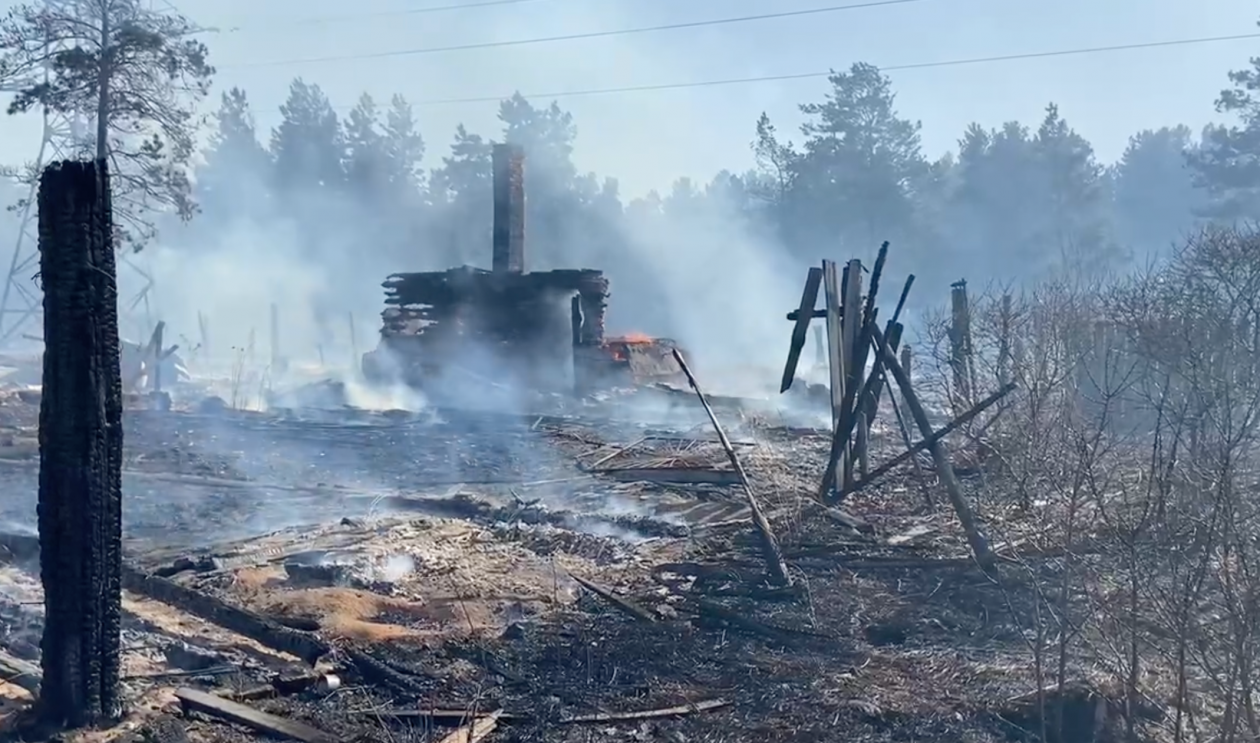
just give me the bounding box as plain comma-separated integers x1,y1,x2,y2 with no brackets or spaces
36,160,124,728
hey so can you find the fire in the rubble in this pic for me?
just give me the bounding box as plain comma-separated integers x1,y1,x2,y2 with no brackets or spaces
602,332,658,361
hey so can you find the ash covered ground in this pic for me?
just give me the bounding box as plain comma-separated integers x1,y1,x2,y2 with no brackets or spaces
0,363,1117,743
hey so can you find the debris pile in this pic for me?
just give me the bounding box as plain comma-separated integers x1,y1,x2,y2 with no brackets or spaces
363,144,685,397
0,167,1183,742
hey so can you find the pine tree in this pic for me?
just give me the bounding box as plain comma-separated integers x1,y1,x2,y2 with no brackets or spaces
0,0,213,248
1190,27,1260,221
1112,126,1206,257
198,87,271,220
270,78,345,196
792,62,926,254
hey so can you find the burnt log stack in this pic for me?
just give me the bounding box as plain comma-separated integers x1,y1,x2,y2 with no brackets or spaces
367,143,612,393
35,160,124,727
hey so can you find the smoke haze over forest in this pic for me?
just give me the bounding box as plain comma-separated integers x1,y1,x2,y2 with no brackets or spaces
0,0,1258,387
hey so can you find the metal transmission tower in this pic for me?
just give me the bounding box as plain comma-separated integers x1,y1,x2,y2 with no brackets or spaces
0,0,155,345
0,0,92,345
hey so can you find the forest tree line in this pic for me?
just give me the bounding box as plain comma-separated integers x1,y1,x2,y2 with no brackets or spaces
183,54,1260,289
1,1,1257,330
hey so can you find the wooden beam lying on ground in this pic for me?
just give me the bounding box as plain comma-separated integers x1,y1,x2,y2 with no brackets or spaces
570,574,657,623
120,565,330,664
437,709,503,743
561,698,730,723
0,649,40,695
596,467,740,485
175,687,338,743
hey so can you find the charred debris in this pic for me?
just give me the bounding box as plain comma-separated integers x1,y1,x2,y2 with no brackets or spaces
364,144,685,399
0,154,1168,743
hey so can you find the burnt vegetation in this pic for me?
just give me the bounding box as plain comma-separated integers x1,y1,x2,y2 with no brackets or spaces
1,7,1260,743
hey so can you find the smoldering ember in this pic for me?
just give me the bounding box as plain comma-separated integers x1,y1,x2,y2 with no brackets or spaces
2,148,1260,743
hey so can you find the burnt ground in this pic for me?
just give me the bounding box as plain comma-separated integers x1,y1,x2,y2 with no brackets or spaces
0,386,1095,743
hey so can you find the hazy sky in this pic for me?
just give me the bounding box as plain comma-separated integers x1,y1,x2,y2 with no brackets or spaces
0,0,1257,197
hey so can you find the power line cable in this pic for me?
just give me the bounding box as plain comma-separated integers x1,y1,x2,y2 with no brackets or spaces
229,0,929,68
222,0,556,32
371,32,1260,107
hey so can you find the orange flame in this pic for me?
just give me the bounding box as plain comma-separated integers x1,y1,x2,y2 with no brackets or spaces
613,331,654,344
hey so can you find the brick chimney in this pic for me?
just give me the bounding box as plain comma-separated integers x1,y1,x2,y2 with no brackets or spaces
491,144,525,273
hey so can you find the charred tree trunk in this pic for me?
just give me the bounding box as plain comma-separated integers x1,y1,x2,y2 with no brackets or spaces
36,160,124,727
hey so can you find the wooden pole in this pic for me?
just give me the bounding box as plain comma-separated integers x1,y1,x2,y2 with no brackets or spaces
36,158,124,727
148,321,164,394
269,303,280,371
671,349,791,587
821,260,845,493
949,280,973,408
856,411,869,479
197,310,209,357
839,260,863,491
348,312,358,371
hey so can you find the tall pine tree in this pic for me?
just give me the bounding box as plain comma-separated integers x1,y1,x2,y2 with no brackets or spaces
198,87,271,222
1191,25,1260,221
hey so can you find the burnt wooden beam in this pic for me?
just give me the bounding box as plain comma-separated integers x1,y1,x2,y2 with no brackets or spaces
673,349,792,588
872,324,1000,579
784,309,828,322
780,266,823,393
175,688,338,743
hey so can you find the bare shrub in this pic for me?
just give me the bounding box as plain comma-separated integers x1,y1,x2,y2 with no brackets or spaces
913,225,1260,742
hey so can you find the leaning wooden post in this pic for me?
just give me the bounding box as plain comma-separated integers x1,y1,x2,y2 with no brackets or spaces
820,261,845,492
872,324,999,579
37,159,124,727
672,349,791,587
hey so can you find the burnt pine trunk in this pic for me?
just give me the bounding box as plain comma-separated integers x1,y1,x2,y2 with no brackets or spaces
36,160,124,727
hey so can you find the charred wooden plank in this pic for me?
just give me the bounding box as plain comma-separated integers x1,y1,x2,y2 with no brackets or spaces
781,266,823,392
0,649,40,695
872,324,1000,579
120,566,329,665
570,574,657,623
437,710,503,743
175,687,338,743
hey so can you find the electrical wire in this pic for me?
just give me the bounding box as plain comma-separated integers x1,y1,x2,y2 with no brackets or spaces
376,31,1260,107
222,0,567,31
228,0,929,68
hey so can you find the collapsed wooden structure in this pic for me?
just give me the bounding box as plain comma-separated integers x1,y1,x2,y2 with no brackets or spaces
364,145,682,394
777,244,1016,580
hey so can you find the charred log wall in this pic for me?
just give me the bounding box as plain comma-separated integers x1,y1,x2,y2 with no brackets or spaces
36,160,124,727
374,267,609,392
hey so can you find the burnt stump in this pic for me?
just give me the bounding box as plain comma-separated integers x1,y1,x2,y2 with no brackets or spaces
36,159,124,727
